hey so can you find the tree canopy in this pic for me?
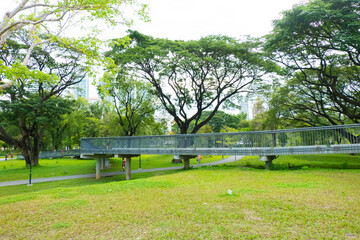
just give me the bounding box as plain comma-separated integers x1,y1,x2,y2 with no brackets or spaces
0,31,87,165
98,70,159,136
107,31,274,134
265,0,360,126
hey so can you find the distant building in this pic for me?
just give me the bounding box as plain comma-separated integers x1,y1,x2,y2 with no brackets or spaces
239,101,253,120
252,98,265,119
72,78,90,99
88,97,102,103
154,113,172,132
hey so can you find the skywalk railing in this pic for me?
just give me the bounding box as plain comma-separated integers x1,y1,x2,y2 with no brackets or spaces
39,150,81,159
16,150,81,160
81,124,360,156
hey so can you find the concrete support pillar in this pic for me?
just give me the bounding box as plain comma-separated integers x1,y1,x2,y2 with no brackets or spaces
105,158,110,168
96,158,102,179
259,155,277,170
183,158,190,169
101,158,105,170
126,157,131,180
265,161,272,170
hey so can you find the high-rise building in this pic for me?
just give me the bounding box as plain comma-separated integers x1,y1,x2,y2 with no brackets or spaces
239,101,253,120
252,98,265,119
72,78,89,99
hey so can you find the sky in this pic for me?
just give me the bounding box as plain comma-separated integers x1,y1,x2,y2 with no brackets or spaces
0,0,305,43
123,0,304,40
1,0,304,104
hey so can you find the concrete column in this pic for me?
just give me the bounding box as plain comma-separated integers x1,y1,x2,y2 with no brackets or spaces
101,158,105,170
126,157,131,180
105,158,110,168
259,155,277,170
265,160,272,170
183,158,190,169
96,158,102,179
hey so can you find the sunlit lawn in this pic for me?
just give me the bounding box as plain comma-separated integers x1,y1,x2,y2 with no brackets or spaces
0,155,226,182
0,165,359,239
0,158,95,182
1,154,360,239
226,154,360,170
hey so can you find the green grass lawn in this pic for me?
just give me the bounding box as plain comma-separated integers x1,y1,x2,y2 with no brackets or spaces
0,166,359,239
0,158,96,182
0,155,226,182
1,154,360,239
225,154,360,170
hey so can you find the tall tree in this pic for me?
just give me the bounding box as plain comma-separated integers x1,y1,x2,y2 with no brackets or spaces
46,97,75,151
107,31,273,135
98,71,158,136
265,0,360,126
0,32,86,166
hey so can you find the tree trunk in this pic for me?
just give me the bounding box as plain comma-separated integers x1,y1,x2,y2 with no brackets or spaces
22,141,40,167
20,126,44,167
172,125,191,164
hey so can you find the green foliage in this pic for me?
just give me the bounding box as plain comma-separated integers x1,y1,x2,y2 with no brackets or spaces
172,110,248,134
98,69,160,136
265,0,360,126
107,31,274,134
0,32,88,165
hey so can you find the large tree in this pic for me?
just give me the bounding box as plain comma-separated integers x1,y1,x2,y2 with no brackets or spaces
0,32,86,166
107,31,273,135
265,0,360,126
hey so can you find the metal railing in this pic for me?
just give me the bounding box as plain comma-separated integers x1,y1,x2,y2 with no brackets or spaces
81,124,360,156
16,150,81,160
39,150,81,159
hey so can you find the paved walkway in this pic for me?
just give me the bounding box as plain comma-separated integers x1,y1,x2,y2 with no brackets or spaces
0,156,243,187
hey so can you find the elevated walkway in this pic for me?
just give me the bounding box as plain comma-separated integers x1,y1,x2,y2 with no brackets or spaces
81,124,360,180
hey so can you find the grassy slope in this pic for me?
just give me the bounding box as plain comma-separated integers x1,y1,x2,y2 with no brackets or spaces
0,167,359,239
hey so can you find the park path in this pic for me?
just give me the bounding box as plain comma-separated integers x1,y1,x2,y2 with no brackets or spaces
0,156,243,187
